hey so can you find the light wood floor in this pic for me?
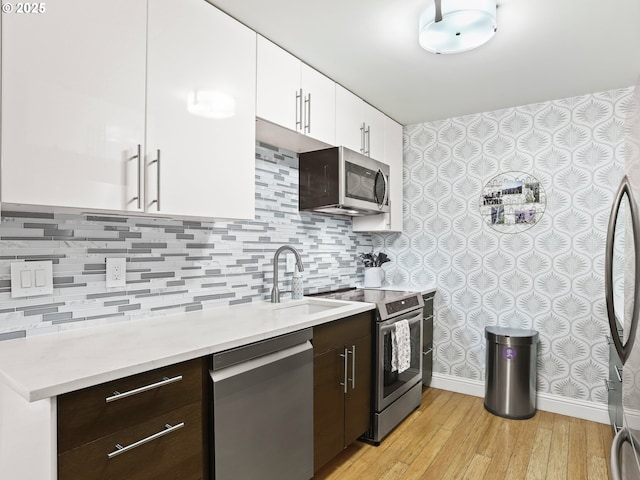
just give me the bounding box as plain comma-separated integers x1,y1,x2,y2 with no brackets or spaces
314,388,612,480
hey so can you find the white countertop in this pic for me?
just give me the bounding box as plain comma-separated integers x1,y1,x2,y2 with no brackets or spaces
0,297,375,402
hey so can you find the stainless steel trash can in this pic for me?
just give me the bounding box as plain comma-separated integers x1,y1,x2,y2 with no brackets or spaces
484,326,539,419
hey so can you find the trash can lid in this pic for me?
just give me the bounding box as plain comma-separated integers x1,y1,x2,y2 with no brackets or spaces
485,326,539,346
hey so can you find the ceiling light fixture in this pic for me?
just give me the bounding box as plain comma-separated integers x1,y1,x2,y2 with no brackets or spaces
419,0,497,55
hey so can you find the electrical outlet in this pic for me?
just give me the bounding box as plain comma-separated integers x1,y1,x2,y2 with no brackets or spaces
106,258,126,288
285,254,295,273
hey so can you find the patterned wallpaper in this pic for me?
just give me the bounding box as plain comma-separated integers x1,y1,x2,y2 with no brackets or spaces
373,87,634,403
0,143,372,340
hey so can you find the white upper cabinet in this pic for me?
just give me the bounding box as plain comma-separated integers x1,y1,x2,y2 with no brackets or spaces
300,63,336,146
384,116,404,232
334,85,364,154
146,0,256,219
362,104,386,162
256,36,301,133
1,0,147,212
1,0,256,220
256,36,335,150
352,116,403,232
335,85,385,161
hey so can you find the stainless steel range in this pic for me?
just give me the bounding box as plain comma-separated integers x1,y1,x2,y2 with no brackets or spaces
312,288,424,444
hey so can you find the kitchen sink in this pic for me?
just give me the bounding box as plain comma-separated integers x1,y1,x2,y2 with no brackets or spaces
272,299,343,317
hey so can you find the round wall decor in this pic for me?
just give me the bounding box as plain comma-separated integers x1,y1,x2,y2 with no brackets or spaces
479,171,546,233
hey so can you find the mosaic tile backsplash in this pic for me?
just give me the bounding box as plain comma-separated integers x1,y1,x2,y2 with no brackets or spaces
374,87,634,404
0,143,373,340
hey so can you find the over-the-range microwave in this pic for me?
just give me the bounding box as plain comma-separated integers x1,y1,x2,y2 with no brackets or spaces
298,146,390,216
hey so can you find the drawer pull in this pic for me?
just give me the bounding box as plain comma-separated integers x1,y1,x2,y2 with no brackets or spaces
107,422,185,459
105,375,183,403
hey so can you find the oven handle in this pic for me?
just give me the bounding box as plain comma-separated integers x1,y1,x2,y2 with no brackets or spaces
380,311,422,334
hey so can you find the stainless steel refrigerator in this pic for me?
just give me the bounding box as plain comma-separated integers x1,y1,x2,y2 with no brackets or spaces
608,78,640,480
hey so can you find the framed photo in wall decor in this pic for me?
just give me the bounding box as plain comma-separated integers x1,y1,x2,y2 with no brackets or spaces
479,171,546,233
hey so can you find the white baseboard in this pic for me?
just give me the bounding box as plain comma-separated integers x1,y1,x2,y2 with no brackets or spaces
430,372,609,425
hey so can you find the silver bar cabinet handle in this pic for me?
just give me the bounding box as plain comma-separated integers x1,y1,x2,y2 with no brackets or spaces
360,123,366,154
423,348,433,356
339,347,348,394
365,125,371,157
304,93,311,133
105,375,182,403
107,422,184,459
615,365,623,382
604,379,614,391
296,89,303,131
132,144,142,209
348,345,356,389
149,149,161,210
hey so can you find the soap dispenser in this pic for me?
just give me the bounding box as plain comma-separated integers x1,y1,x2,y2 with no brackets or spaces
292,271,303,300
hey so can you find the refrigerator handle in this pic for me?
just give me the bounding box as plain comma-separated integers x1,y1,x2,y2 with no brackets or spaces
611,427,640,480
605,175,640,364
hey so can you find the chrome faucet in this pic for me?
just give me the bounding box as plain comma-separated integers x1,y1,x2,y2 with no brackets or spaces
271,245,304,303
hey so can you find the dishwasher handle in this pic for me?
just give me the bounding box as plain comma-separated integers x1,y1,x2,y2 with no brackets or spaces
211,340,312,381
212,328,312,371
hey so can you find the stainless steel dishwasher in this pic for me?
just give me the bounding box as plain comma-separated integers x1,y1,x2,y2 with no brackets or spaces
210,328,313,480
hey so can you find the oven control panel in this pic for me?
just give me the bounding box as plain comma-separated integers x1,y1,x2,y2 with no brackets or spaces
385,295,421,316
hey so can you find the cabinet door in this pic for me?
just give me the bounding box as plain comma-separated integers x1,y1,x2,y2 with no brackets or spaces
256,36,301,132
385,116,403,231
313,349,346,472
146,0,256,219
300,64,335,145
362,103,386,161
344,335,372,446
352,115,403,232
335,85,366,154
1,0,146,212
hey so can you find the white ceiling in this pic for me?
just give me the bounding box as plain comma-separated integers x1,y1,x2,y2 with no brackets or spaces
207,0,640,126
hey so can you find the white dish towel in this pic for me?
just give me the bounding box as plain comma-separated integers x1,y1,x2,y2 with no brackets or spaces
391,319,411,373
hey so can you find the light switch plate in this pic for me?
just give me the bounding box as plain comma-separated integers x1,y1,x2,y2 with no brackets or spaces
106,258,127,288
10,261,54,298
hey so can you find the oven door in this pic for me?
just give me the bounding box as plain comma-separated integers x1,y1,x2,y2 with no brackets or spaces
376,309,423,411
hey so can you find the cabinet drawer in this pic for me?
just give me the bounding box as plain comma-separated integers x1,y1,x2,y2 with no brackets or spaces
313,312,373,356
58,402,204,480
58,358,205,453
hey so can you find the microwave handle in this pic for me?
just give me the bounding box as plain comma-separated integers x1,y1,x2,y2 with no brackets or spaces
375,169,389,209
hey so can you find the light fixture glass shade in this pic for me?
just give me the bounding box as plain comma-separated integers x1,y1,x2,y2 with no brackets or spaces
419,0,497,54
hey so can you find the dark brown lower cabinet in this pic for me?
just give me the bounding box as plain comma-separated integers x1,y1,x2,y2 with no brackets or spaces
57,357,207,480
313,312,372,472
58,403,203,480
